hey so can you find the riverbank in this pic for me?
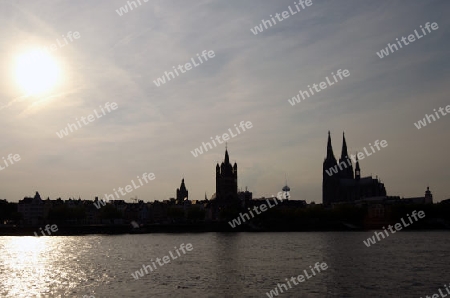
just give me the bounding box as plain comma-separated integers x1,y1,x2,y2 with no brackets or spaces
1,218,449,236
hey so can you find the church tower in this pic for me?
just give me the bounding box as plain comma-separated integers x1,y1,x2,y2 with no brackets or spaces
339,132,354,180
216,147,238,202
424,186,433,204
176,178,188,204
323,131,339,204
323,131,388,204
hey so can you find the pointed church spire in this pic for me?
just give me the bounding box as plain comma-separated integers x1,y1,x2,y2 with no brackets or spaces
341,132,349,160
338,132,354,179
224,146,230,165
355,152,361,180
326,131,336,160
176,178,188,202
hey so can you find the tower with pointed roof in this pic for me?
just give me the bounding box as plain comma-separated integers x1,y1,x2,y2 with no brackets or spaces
176,178,188,204
339,132,354,180
424,186,433,204
323,131,339,204
216,146,238,203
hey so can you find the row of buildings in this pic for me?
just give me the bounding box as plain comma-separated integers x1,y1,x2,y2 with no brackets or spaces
14,148,298,226
10,132,434,226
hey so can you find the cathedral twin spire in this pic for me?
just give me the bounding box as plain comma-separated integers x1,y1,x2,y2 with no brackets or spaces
323,132,386,204
325,131,356,179
327,131,349,160
326,131,336,162
340,132,349,161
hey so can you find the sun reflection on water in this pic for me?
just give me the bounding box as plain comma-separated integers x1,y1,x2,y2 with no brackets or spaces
0,237,97,298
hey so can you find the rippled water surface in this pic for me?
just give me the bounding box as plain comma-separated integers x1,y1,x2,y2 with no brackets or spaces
0,232,449,297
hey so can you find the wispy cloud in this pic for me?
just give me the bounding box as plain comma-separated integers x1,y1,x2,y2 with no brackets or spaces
0,0,448,202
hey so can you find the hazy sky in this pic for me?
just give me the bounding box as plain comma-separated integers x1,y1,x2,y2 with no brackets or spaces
0,0,448,203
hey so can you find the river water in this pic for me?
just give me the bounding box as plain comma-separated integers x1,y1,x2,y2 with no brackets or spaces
0,232,448,297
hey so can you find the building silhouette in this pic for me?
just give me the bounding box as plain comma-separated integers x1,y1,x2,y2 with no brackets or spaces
323,132,386,204
212,147,240,219
402,186,433,204
176,178,188,204
216,147,238,202
282,179,290,200
6,138,439,230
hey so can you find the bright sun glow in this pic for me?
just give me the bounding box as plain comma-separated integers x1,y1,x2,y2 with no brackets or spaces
14,49,61,96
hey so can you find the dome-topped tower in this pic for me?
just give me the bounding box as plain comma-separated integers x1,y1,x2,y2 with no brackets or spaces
282,176,290,200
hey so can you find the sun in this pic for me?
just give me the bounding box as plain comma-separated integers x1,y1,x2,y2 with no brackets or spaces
14,49,61,96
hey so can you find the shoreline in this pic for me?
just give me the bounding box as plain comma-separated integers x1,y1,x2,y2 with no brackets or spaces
1,220,449,236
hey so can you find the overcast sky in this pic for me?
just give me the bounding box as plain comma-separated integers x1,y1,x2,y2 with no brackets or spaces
0,0,448,203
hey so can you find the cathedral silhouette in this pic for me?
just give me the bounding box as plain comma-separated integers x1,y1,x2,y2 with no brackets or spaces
322,132,386,204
